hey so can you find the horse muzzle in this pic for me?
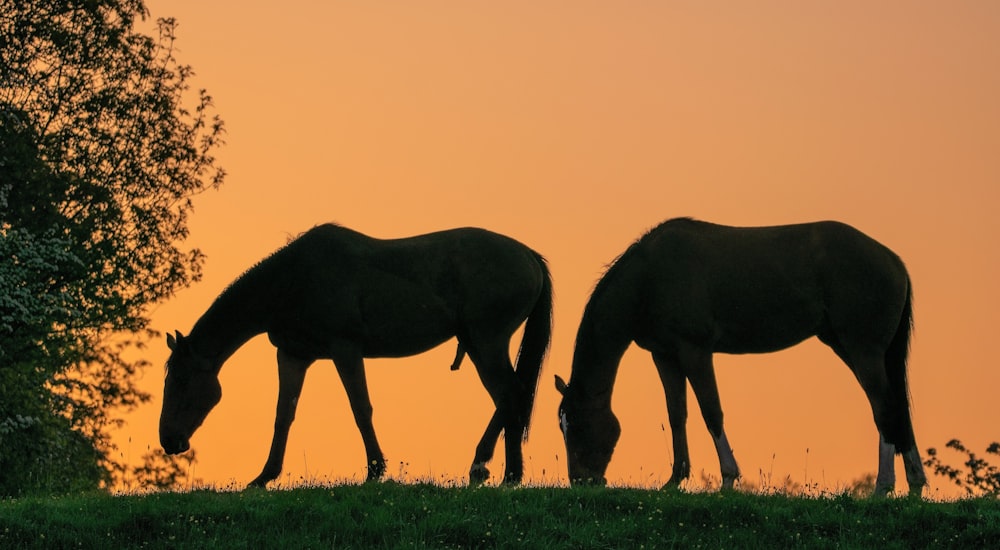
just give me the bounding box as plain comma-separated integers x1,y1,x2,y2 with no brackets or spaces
160,435,191,455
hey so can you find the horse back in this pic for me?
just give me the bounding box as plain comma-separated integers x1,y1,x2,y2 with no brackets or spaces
631,219,908,354
267,225,546,358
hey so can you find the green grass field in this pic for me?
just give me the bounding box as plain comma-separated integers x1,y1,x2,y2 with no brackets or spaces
2,482,998,549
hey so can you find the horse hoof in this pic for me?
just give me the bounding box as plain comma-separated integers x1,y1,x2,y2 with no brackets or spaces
246,477,269,489
501,476,522,487
660,481,683,492
366,459,387,481
872,485,894,498
720,478,739,492
469,463,490,485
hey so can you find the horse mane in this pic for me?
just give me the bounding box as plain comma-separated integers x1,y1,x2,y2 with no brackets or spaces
588,217,699,301
214,223,353,300
215,243,289,301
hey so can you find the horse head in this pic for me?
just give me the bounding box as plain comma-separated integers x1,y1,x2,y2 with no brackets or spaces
554,375,620,486
160,330,222,455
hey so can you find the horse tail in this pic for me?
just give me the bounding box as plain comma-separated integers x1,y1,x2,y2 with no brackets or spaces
885,274,916,453
515,253,553,442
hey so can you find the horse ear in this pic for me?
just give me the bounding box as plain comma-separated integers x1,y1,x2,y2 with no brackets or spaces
554,375,568,395
166,330,185,350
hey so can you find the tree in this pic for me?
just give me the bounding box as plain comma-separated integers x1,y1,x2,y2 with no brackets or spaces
925,440,1000,497
126,448,202,492
1,0,224,495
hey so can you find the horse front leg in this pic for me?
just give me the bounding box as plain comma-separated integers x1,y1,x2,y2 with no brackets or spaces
249,349,312,488
333,353,386,482
683,349,740,490
653,352,691,489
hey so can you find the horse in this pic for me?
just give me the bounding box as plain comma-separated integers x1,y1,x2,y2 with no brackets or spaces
554,218,926,496
159,224,552,487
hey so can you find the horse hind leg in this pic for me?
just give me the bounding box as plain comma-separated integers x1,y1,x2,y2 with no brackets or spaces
879,404,927,497
876,434,926,497
843,352,919,496
465,338,526,485
469,413,503,485
902,446,927,497
876,434,897,497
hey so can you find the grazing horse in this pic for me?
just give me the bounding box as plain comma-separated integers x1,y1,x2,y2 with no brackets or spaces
160,224,552,487
555,218,926,496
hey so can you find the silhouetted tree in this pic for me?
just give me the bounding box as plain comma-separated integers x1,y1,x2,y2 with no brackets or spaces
925,440,1000,497
127,448,202,492
1,0,224,495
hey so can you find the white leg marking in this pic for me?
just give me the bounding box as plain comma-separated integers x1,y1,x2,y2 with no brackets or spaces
903,447,927,496
713,430,740,488
875,434,896,495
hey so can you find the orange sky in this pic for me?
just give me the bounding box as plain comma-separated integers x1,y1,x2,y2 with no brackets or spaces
120,1,1000,497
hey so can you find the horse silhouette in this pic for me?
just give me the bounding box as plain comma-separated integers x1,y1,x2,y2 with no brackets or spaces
160,224,552,487
555,218,926,496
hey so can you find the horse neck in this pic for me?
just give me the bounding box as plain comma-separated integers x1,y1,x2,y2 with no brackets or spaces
568,256,645,409
187,283,268,367
568,307,633,410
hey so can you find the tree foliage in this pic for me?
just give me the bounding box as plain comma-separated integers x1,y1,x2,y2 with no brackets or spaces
1,0,224,495
925,440,1000,498
124,448,201,492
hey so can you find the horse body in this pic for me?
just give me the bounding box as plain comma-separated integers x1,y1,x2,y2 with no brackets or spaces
556,218,926,496
160,224,552,487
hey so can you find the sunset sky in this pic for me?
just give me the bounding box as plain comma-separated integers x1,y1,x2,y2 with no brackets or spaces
121,1,1000,497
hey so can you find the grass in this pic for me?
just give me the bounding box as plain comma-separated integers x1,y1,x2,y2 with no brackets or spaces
1,482,999,549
